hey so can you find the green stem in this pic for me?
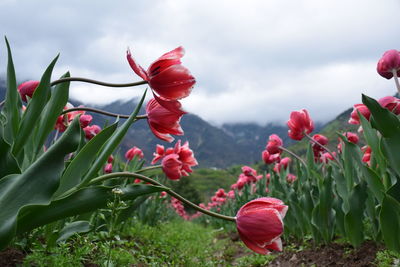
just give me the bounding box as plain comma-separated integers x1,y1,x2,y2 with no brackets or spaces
278,146,306,167
136,165,162,173
392,69,400,95
88,172,236,222
50,77,148,88
61,107,148,120
305,133,344,170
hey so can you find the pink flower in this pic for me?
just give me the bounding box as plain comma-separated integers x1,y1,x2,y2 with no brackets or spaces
348,104,371,125
344,132,359,144
287,109,314,141
362,146,372,165
286,173,297,183
127,46,196,101
216,188,227,198
125,146,144,161
312,134,328,157
83,125,101,140
151,144,165,164
146,98,185,142
236,197,288,255
79,114,93,128
377,49,400,79
160,191,167,198
320,152,335,164
266,134,283,154
161,140,198,180
378,96,400,115
227,190,235,199
262,150,281,164
241,166,263,183
107,155,114,163
18,80,39,102
104,163,113,173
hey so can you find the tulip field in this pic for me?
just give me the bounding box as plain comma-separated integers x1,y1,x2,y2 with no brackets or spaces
1,37,400,266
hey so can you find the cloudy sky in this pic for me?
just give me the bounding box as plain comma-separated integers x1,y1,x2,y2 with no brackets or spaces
1,0,399,125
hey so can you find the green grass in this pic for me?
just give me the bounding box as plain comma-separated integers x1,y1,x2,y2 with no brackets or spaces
22,219,261,266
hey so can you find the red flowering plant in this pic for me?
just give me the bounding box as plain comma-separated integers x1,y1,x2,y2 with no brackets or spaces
0,39,291,256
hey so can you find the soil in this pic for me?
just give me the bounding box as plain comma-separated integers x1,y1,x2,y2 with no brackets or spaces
0,248,25,267
269,240,381,267
0,240,385,267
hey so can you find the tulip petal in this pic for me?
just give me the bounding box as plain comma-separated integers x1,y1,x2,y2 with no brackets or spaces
127,49,149,81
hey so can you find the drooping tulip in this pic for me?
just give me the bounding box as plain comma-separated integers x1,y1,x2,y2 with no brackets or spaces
287,109,314,141
377,49,400,79
127,46,196,100
378,96,400,115
161,140,198,180
146,98,184,142
348,104,371,125
125,146,144,161
236,197,288,255
83,125,101,140
266,134,283,154
18,80,39,102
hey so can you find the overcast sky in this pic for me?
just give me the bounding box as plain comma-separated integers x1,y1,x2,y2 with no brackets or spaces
1,0,399,125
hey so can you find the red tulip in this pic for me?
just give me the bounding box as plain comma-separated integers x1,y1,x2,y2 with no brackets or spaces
320,152,336,164
127,46,195,100
377,49,400,79
287,109,314,140
312,134,328,157
236,197,288,255
378,96,400,115
18,80,39,102
146,98,184,142
83,125,101,140
262,150,281,164
161,140,198,180
348,104,371,125
266,134,283,154
286,173,297,183
125,146,144,161
107,155,114,163
104,163,113,173
79,114,93,128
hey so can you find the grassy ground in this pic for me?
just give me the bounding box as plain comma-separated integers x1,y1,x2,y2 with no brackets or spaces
19,219,273,267
4,219,399,266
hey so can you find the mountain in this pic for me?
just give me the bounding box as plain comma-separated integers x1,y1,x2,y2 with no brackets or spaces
83,99,292,168
0,79,355,168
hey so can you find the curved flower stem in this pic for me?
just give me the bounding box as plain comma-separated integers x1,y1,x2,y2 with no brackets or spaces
278,146,307,167
135,165,162,173
50,77,148,88
88,171,236,222
61,107,148,120
305,133,344,170
392,70,400,95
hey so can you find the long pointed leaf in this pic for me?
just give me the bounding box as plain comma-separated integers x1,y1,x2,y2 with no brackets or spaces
54,122,118,198
12,55,59,156
17,184,164,235
0,118,80,250
2,37,21,144
80,90,147,186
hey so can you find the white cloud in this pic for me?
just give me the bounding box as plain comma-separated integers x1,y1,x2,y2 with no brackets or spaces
0,0,399,125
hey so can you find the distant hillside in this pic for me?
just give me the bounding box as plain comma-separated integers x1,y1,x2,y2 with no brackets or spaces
0,79,358,168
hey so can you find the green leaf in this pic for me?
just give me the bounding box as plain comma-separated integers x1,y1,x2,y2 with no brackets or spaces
80,90,147,186
54,122,118,198
56,221,91,243
35,72,70,156
344,182,367,247
0,117,80,250
2,37,21,144
362,94,400,138
12,55,59,156
380,194,400,253
0,124,20,178
16,184,165,235
360,166,384,203
380,137,400,178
